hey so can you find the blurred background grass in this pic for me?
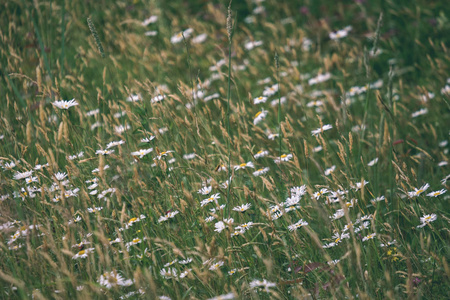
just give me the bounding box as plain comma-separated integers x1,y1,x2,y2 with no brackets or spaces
0,0,449,299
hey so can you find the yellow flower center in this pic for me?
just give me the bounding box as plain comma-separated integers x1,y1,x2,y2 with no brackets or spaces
424,216,431,221
417,189,423,194
255,111,262,117
129,218,137,223
433,192,439,196
335,238,340,243
78,250,86,255
133,238,141,243
240,163,247,167
280,154,287,158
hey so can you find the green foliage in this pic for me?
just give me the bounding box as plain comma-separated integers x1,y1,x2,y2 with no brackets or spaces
0,0,449,299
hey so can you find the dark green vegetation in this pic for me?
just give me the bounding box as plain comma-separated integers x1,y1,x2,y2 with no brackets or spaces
0,0,449,299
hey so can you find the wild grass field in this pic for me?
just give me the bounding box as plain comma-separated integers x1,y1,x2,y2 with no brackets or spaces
0,0,449,299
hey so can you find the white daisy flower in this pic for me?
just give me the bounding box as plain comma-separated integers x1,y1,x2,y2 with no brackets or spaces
274,154,293,164
308,73,331,86
13,170,33,180
408,183,430,197
158,210,179,223
362,233,377,242
106,140,125,149
160,268,177,279
329,26,352,40
131,148,153,158
288,219,308,231
234,161,255,170
198,186,212,195
98,271,133,288
209,260,224,271
95,149,114,155
411,108,428,118
253,96,267,104
253,167,270,177
254,150,269,159
368,157,379,166
263,84,279,97
141,136,156,143
214,221,226,233
201,193,220,207
52,99,78,110
192,33,207,44
253,109,268,125
245,40,263,50
126,94,141,102
171,28,193,44
416,214,437,228
426,189,447,197
232,203,251,212
54,172,67,181
324,165,336,176
249,279,276,293
142,15,158,26
72,248,95,259
311,124,332,136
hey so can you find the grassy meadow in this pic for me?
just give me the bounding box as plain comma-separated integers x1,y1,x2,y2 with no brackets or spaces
1,0,450,299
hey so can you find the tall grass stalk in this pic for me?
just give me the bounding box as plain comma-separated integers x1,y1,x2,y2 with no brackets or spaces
275,52,282,157
226,0,234,214
358,13,383,173
59,2,67,79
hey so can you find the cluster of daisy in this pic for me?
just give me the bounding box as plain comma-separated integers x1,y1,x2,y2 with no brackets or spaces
159,258,193,279
158,210,180,223
323,215,374,248
98,271,133,289
408,183,447,198
7,224,42,246
329,26,352,40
